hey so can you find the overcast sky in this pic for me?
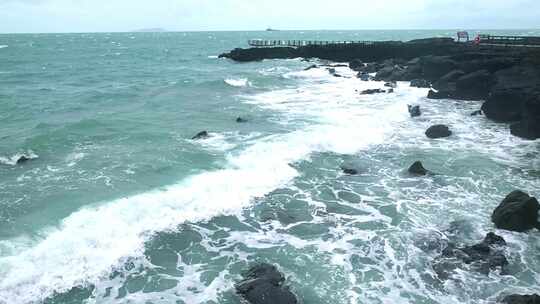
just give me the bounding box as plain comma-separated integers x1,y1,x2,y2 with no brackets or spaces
1,0,539,33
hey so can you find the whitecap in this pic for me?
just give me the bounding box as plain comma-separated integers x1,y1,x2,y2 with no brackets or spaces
0,45,8,49
224,78,251,87
0,151,39,166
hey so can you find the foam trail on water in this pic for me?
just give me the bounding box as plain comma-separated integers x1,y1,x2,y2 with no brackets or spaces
0,151,39,166
0,45,8,49
0,67,415,303
224,78,250,87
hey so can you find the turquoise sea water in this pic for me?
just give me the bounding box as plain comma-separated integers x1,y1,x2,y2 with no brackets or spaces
1,30,540,304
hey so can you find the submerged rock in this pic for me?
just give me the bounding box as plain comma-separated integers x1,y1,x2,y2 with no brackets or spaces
427,89,452,100
502,294,540,304
425,125,452,139
192,131,210,140
470,110,483,116
433,232,508,280
235,263,297,304
360,89,386,95
408,105,421,117
16,155,31,164
491,190,540,232
304,64,317,71
341,166,359,175
408,161,429,175
236,117,248,123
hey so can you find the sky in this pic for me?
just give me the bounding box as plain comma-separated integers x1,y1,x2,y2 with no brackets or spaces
0,0,539,33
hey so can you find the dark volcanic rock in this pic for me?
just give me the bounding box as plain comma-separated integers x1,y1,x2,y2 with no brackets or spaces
360,89,386,95
433,233,508,279
510,97,540,140
236,117,248,123
375,66,396,80
433,70,465,91
341,166,359,175
408,105,421,117
235,264,297,304
470,110,483,116
481,66,540,122
304,64,318,71
421,56,458,81
219,47,298,62
425,125,452,138
455,69,494,100
491,190,540,232
192,131,210,140
482,88,528,122
385,81,397,88
357,72,371,81
408,161,429,175
327,68,343,78
502,294,540,304
349,59,364,71
16,155,31,164
427,90,452,100
410,79,431,88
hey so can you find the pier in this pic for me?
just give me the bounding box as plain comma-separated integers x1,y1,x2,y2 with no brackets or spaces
477,35,540,48
247,39,400,48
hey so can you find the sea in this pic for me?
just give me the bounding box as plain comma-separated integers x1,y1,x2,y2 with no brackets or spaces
1,30,540,304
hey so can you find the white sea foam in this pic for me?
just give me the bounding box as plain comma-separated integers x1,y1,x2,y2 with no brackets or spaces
0,45,8,49
0,151,39,166
0,66,423,303
224,78,251,87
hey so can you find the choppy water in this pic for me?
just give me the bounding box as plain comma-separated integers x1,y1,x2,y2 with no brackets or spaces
1,30,540,304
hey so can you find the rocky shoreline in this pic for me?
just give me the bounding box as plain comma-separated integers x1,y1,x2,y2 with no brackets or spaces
220,38,540,304
220,38,540,140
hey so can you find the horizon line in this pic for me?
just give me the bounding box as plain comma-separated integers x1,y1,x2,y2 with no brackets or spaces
1,28,539,35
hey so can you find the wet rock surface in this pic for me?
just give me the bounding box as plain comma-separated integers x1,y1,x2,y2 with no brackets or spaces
433,233,508,280
408,161,429,175
192,131,210,140
425,124,452,139
408,104,421,117
502,294,540,304
491,190,540,232
235,264,298,304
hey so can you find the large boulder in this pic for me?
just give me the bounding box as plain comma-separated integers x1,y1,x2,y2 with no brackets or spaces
491,190,540,232
425,125,452,138
349,59,364,71
421,56,458,81
455,69,494,100
433,70,465,91
408,105,421,117
235,264,297,304
481,66,540,122
482,88,528,122
510,97,540,140
502,294,540,304
408,161,429,175
375,66,396,80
